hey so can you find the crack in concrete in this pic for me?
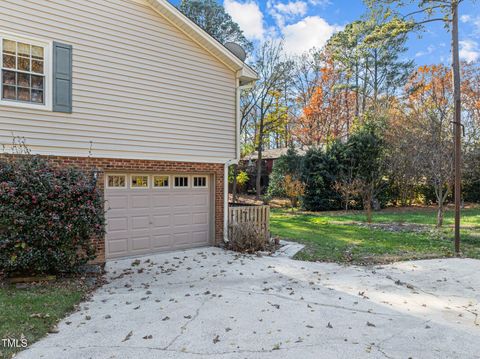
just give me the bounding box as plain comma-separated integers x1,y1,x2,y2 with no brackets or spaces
381,272,480,327
223,286,403,317
36,340,363,356
370,319,432,359
164,298,209,350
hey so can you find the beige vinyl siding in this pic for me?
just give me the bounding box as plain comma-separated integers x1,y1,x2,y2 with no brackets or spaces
0,0,237,163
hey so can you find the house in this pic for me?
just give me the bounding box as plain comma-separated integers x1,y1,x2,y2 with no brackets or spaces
0,0,257,262
240,147,309,193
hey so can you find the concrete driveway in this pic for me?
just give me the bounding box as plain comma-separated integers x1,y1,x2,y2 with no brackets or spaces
18,247,480,359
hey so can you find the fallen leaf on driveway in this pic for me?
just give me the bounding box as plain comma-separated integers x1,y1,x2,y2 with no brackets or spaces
213,335,220,344
327,322,333,328
366,322,376,327
162,316,170,321
122,331,133,342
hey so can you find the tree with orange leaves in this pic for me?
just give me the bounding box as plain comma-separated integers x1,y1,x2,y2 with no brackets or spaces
293,52,356,146
405,64,454,226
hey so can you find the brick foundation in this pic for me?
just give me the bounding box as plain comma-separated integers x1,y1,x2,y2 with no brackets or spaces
9,155,225,264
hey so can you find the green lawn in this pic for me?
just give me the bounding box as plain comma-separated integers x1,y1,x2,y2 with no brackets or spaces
0,280,88,358
270,206,480,264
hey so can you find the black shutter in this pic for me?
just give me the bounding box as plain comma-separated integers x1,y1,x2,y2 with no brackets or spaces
52,42,72,113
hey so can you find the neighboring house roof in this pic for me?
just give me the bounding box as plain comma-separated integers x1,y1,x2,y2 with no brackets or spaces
244,147,310,161
146,0,258,85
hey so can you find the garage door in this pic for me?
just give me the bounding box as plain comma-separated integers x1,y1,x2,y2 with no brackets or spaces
105,173,212,259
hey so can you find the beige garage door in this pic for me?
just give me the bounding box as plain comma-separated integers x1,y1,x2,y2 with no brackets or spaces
105,173,212,259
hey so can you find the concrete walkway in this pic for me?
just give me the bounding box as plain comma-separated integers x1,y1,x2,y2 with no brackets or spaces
18,247,480,359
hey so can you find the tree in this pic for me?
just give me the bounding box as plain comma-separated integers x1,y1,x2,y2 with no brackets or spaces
242,41,291,198
284,175,305,211
405,65,454,226
383,99,423,206
294,52,355,146
368,0,477,252
302,144,345,211
179,0,253,53
344,119,386,223
266,147,304,198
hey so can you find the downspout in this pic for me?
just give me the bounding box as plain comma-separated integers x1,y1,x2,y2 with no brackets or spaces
224,75,243,242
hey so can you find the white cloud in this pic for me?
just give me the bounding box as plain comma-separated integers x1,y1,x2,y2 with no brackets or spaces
281,16,341,55
415,45,435,58
267,0,307,28
459,14,480,33
307,0,331,6
274,1,307,17
224,0,265,41
460,40,480,62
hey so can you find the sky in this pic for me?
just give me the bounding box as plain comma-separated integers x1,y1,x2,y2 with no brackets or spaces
173,0,480,64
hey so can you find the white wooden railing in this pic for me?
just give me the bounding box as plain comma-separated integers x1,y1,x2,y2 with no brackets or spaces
228,205,270,239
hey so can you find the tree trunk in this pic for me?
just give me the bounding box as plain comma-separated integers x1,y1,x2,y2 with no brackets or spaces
362,59,369,114
437,202,444,227
232,164,238,205
373,48,378,105
365,190,373,224
436,185,444,227
451,0,462,253
355,59,360,118
256,116,265,199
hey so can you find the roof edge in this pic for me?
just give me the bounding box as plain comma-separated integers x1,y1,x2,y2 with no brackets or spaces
146,0,258,82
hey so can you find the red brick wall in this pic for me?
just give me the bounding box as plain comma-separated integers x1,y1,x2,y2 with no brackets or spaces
5,155,225,263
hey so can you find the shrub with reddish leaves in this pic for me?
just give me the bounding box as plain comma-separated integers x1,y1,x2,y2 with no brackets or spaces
0,151,105,275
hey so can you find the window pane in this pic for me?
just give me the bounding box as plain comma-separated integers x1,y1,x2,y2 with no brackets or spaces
31,89,44,104
108,175,126,188
2,85,16,100
17,42,30,57
17,73,30,88
18,57,30,71
193,177,207,187
31,75,43,89
1,39,46,105
2,54,15,69
131,175,149,188
175,176,189,187
32,60,43,74
17,87,30,102
153,176,169,187
2,70,16,85
32,45,44,60
3,39,16,55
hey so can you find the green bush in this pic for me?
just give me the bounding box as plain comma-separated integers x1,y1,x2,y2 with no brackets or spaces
266,147,304,199
302,145,344,211
0,152,105,275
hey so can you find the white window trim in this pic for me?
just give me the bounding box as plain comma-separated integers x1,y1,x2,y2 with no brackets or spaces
153,175,170,189
0,31,53,111
192,175,208,188
130,174,150,189
105,174,127,189
173,175,190,189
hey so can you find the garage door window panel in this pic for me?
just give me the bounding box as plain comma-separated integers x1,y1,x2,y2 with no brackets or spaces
153,175,170,188
107,174,126,188
193,176,208,188
131,175,149,188
174,176,189,188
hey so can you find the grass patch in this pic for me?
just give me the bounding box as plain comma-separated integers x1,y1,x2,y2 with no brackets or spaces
0,279,90,358
271,206,480,264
